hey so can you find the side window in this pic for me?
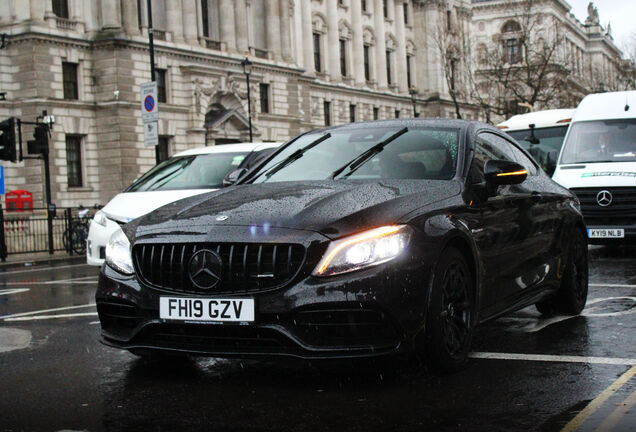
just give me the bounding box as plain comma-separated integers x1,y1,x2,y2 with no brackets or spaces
505,141,538,176
479,132,537,175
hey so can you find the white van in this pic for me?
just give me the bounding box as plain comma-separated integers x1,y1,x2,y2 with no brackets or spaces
552,91,636,244
497,109,575,174
86,142,281,266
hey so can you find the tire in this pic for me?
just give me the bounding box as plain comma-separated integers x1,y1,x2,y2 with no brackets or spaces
536,229,588,316
70,224,88,255
419,248,475,373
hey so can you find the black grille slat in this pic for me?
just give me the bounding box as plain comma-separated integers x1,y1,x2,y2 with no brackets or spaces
132,242,305,295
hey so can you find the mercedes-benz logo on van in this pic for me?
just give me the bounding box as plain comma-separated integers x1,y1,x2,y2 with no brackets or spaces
596,190,613,207
188,249,223,290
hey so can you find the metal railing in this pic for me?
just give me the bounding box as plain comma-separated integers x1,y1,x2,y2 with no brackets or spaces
0,206,93,261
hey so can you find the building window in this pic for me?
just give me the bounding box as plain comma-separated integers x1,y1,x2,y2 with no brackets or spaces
362,0,368,12
157,137,170,163
349,104,356,123
406,55,412,88
52,0,69,18
156,69,167,102
323,101,331,126
504,39,521,64
259,83,270,114
62,62,78,100
364,45,371,81
383,0,388,18
201,0,209,37
65,135,82,187
404,2,409,25
373,107,379,120
395,109,400,118
386,51,392,85
313,33,322,72
447,10,452,31
339,39,347,77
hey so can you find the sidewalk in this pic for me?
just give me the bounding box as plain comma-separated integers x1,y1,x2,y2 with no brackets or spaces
0,251,87,270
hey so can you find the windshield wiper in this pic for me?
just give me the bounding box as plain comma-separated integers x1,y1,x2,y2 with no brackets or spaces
331,127,408,179
256,133,332,181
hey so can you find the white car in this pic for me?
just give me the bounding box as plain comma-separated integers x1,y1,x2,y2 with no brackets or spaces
497,109,575,174
552,91,636,244
87,142,281,266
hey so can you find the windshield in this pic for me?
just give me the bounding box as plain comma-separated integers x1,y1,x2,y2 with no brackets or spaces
560,119,636,164
507,125,569,171
127,152,248,192
248,126,459,183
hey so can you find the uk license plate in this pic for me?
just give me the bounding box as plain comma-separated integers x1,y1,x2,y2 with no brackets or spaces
159,297,255,322
587,228,625,239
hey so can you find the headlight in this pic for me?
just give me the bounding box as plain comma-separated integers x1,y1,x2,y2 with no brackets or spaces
93,210,108,227
313,225,412,276
105,228,134,274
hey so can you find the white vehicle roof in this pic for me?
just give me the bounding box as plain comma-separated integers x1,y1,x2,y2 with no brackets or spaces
174,142,282,157
497,109,575,131
572,91,636,122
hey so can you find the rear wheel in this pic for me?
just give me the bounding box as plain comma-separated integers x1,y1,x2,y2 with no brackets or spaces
419,248,475,373
536,229,588,316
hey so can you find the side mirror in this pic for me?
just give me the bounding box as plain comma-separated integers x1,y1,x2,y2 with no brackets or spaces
545,150,558,177
484,159,527,186
223,168,248,187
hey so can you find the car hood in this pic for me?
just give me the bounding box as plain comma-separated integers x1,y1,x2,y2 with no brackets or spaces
552,162,636,188
132,180,461,240
101,189,216,223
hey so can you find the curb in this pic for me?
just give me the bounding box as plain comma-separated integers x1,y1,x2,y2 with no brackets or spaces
0,254,87,271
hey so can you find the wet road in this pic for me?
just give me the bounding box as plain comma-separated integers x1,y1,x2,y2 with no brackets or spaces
0,247,635,432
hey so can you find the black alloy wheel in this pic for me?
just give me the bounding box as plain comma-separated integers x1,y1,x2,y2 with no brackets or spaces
536,229,588,316
421,247,475,372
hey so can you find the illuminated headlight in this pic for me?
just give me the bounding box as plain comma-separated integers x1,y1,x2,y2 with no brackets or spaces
93,210,108,227
313,225,412,276
105,228,134,275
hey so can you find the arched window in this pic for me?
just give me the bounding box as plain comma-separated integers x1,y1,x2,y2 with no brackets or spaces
501,20,522,64
502,20,521,33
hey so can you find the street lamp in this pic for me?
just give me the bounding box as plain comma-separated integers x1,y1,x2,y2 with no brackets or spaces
409,86,419,118
241,54,253,142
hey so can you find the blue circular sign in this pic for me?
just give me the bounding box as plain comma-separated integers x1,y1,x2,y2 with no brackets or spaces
144,95,155,112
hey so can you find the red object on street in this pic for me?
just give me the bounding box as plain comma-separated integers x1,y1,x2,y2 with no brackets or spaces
5,189,33,212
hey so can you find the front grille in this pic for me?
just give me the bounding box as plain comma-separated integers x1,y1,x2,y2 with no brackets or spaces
570,187,636,220
132,243,305,294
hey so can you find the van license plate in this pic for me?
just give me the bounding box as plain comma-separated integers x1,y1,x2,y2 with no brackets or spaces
159,297,255,322
587,228,624,239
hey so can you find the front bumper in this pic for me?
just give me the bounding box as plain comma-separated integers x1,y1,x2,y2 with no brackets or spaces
96,247,433,360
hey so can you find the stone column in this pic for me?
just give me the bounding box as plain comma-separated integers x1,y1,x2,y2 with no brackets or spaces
219,0,236,52
235,0,249,54
166,0,184,42
29,0,45,22
326,0,339,80
394,0,408,93
265,0,281,60
182,0,198,44
101,0,121,30
351,0,365,85
301,0,314,74
121,0,140,36
374,0,387,88
280,0,292,61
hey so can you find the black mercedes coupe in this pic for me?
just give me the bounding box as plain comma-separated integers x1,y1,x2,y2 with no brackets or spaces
97,119,588,371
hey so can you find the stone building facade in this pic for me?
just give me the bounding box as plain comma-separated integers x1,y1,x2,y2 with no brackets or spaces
0,0,628,208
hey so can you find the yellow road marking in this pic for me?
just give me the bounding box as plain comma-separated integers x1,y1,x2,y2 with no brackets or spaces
561,365,636,432
595,385,636,431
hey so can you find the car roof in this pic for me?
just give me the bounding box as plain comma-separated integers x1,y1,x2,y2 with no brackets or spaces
309,118,488,134
572,91,636,122
174,142,282,157
497,109,575,131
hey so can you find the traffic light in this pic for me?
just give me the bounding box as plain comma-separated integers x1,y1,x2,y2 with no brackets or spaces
27,123,49,155
0,117,17,162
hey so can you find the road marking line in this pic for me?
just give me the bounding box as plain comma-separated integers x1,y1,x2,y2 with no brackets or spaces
0,288,30,296
561,365,636,432
4,277,98,286
0,303,96,320
4,312,98,321
0,263,89,276
590,284,636,288
596,386,636,432
470,352,636,366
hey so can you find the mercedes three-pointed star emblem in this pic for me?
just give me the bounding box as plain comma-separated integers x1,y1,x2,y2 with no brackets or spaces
188,249,223,290
596,190,613,207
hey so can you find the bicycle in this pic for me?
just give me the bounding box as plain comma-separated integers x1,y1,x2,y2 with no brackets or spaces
63,205,97,255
